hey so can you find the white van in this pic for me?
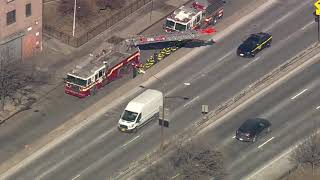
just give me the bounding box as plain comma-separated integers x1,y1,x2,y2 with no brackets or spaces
118,89,163,132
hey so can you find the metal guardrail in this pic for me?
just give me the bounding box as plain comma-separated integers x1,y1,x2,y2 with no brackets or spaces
44,0,152,47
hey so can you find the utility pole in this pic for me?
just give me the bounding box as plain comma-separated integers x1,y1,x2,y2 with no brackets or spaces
72,0,77,37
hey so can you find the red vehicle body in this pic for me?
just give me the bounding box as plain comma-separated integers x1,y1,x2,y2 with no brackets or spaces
164,0,224,32
65,41,140,98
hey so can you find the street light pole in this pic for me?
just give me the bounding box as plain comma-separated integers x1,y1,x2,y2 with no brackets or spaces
72,0,77,37
138,72,189,152
161,89,165,151
150,75,165,151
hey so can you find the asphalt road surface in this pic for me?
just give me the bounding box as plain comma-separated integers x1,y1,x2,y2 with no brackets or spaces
197,60,320,180
0,0,249,164
1,0,318,179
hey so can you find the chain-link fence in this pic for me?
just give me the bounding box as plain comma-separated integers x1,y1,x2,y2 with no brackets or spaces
44,0,152,47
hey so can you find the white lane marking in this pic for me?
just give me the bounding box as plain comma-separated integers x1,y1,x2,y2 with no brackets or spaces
36,127,117,179
161,0,278,97
316,106,320,110
183,96,200,107
214,0,279,42
301,21,314,31
171,19,315,123
244,130,320,180
244,57,261,68
232,135,236,139
291,89,308,100
0,0,281,178
263,0,310,32
71,174,81,180
258,137,274,149
217,51,233,62
121,135,140,148
184,82,190,86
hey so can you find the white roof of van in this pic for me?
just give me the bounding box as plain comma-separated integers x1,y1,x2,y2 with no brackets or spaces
132,89,162,103
125,89,162,112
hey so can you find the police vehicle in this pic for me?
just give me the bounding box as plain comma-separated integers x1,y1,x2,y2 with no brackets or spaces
237,32,272,57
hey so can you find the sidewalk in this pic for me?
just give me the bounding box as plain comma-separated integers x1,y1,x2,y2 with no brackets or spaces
245,148,297,180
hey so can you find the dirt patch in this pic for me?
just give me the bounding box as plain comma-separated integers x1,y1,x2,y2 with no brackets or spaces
43,0,137,37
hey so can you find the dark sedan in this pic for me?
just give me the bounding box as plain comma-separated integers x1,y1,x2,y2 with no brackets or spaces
237,32,272,57
236,118,271,142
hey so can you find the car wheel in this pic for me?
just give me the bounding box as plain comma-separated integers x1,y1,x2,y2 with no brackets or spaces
266,127,271,133
133,127,138,133
266,43,271,48
212,18,218,25
252,136,256,143
91,86,97,96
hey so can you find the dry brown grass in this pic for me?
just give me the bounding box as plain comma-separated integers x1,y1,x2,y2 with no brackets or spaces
285,166,320,180
43,0,136,36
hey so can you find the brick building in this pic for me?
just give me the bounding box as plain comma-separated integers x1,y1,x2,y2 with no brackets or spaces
0,0,42,60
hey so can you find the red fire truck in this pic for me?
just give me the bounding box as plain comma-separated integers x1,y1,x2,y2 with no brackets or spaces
164,0,224,32
65,41,140,98
65,27,217,98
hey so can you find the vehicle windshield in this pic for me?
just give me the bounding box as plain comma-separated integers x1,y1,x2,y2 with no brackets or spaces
66,75,87,87
239,120,258,132
121,110,138,122
175,23,187,31
165,20,175,29
245,36,260,45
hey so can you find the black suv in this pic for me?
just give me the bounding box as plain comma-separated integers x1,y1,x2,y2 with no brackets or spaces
236,118,271,142
237,32,272,57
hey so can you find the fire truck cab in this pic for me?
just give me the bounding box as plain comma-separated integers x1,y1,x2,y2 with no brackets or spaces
65,41,140,98
165,0,224,32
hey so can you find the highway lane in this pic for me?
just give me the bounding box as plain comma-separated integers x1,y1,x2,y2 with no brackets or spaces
197,62,320,180
0,0,250,164
3,0,317,179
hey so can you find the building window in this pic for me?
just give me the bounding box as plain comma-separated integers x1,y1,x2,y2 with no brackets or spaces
6,10,16,25
26,3,32,17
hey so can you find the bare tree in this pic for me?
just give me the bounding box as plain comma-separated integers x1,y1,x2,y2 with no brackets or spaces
58,0,92,19
170,141,225,180
291,132,320,176
137,140,225,180
0,47,49,111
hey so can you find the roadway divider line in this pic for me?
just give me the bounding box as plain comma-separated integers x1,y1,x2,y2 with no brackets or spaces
263,0,310,32
35,127,118,179
258,137,274,149
290,88,308,100
0,0,280,178
71,174,80,180
183,96,199,107
122,135,141,148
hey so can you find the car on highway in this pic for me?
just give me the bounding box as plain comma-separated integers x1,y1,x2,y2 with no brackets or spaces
236,118,271,142
237,32,272,57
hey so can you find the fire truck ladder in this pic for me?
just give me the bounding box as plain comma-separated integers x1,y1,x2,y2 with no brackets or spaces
126,27,216,46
